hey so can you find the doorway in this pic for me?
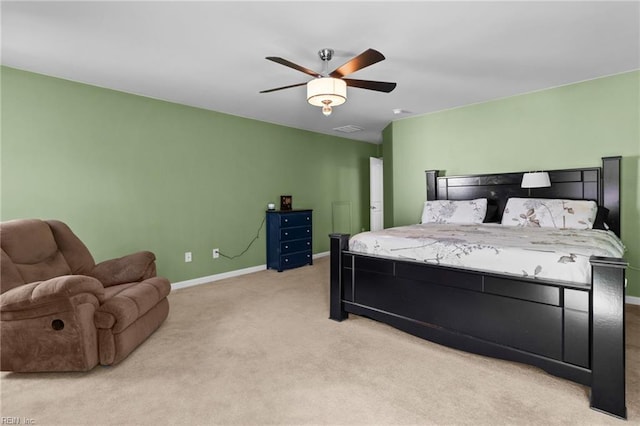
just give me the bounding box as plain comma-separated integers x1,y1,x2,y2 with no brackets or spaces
370,157,383,231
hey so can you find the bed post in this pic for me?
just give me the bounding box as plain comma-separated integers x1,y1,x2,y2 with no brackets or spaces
589,256,627,419
425,170,439,201
329,233,350,321
601,156,621,237
589,156,626,418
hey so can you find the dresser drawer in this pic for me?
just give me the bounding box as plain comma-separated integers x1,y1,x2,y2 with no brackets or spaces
281,226,311,241
280,212,312,228
282,251,312,268
281,239,312,254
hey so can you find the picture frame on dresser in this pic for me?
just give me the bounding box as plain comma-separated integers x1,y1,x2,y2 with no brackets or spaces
280,195,292,211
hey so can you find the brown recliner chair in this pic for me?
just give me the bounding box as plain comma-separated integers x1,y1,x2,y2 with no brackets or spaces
0,219,170,372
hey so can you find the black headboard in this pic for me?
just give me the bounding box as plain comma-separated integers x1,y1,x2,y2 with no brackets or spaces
425,156,621,237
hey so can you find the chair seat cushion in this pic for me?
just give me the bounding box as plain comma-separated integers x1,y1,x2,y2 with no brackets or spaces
94,277,170,333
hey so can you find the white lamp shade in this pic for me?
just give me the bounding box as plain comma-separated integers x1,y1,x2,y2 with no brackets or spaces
307,77,347,107
521,172,551,188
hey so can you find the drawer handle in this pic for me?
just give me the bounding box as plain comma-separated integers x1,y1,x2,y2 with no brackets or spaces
307,242,310,245
285,245,289,249
284,219,288,222
285,259,289,262
307,229,310,233
306,217,310,220
284,232,288,236
307,255,310,258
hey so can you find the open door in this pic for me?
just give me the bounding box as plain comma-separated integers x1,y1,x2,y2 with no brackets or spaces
370,157,383,231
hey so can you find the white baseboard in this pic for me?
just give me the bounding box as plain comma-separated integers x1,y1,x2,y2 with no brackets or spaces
314,251,330,259
171,251,330,291
171,264,266,290
626,295,640,305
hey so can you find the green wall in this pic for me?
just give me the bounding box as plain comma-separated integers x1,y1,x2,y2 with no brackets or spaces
385,71,640,297
1,67,377,283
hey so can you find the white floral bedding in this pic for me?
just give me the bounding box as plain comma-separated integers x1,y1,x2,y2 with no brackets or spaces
349,224,625,284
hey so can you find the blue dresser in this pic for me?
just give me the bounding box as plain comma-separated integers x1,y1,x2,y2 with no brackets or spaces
266,209,313,272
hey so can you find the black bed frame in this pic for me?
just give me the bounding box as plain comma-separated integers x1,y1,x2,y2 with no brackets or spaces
329,156,627,419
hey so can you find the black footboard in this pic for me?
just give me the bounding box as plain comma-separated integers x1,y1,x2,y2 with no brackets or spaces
329,234,627,419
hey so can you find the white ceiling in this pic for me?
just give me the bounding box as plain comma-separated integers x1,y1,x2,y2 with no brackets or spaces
2,1,639,143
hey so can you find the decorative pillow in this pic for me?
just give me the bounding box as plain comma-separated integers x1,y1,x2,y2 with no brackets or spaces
501,198,598,229
421,199,488,224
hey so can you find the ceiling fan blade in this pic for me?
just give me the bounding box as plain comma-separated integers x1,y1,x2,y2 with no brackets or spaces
266,57,321,78
329,48,386,78
259,82,307,94
343,78,397,93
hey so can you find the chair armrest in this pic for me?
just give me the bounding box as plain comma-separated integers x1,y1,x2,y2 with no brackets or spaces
94,276,170,332
0,275,105,315
90,251,157,287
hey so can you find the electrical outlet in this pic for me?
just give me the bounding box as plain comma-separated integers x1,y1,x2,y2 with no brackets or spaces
213,248,220,259
184,252,192,262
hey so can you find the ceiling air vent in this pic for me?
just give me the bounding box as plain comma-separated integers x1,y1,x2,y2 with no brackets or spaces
333,125,363,133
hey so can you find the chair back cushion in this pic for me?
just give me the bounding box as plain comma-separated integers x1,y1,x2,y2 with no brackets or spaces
46,220,95,275
1,249,24,294
0,219,95,293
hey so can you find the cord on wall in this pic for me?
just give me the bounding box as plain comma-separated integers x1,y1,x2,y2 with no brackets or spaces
219,217,266,260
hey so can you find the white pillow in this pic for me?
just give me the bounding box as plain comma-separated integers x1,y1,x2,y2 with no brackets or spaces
421,199,488,224
501,198,598,229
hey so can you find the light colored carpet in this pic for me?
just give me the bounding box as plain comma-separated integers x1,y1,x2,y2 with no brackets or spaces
1,256,638,425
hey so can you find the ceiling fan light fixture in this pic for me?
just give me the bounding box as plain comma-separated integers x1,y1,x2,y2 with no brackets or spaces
307,77,347,112
262,48,395,116
321,100,333,116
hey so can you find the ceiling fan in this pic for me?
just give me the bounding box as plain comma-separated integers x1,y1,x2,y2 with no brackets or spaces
260,48,397,116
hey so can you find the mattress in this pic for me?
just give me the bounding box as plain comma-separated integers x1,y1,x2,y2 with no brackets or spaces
348,224,625,284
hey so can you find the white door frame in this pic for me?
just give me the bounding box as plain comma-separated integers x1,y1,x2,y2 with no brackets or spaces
370,157,384,231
